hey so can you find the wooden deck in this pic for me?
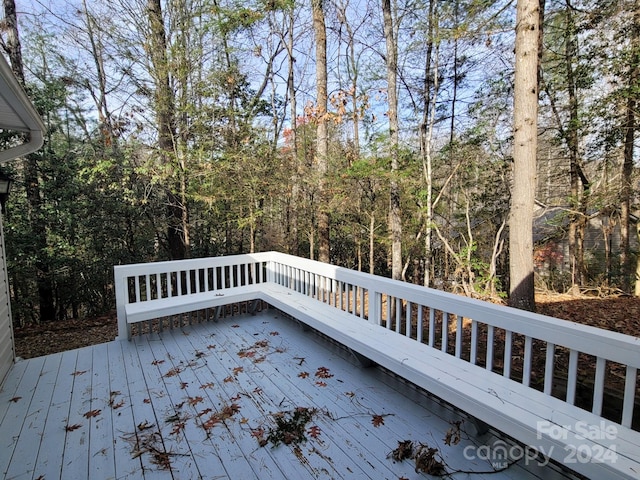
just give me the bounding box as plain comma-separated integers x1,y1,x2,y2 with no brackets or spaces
1,310,577,480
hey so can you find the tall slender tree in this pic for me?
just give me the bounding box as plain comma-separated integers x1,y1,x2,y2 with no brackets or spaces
509,0,541,311
312,0,330,263
620,3,639,293
146,0,188,259
382,0,402,280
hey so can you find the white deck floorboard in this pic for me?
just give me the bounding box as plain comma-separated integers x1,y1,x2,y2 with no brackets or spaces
1,310,577,480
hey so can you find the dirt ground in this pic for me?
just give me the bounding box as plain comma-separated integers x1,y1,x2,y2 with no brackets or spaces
12,293,640,360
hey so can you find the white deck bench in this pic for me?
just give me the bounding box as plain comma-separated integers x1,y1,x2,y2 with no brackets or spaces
122,284,263,339
114,252,640,480
261,284,640,480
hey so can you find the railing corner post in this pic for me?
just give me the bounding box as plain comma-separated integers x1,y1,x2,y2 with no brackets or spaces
114,266,128,340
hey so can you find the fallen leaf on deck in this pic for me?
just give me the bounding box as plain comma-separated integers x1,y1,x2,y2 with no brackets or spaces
83,409,102,418
65,423,82,431
315,366,333,379
137,421,153,430
389,440,413,461
163,366,183,377
71,370,87,376
9,396,21,403
372,415,385,427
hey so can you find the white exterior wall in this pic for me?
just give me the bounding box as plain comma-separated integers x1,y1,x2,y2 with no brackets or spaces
0,215,14,384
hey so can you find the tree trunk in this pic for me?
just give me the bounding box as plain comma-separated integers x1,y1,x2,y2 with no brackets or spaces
508,0,541,311
420,0,437,287
312,0,330,263
621,4,639,293
382,0,402,280
287,8,300,256
147,0,187,260
564,2,588,291
3,0,56,321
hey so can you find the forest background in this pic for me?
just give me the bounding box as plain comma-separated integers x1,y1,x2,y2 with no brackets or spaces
0,0,638,326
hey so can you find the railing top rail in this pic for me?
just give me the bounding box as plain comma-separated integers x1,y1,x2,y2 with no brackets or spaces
113,252,272,276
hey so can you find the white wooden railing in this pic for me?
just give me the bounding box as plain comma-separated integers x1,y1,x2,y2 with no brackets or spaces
114,251,640,431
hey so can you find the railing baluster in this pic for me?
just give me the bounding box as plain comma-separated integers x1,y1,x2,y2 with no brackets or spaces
544,343,555,395
441,314,448,353
144,275,151,301
567,349,578,405
622,366,637,428
396,299,402,334
386,293,394,330
486,325,494,372
428,309,435,347
359,287,365,318
470,320,478,365
592,357,606,416
134,276,141,302
406,302,412,338
523,336,532,387
504,330,512,378
455,315,463,358
416,305,423,342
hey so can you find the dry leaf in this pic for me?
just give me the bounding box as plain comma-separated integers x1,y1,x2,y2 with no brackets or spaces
83,409,102,418
65,423,82,431
315,366,333,379
372,415,385,427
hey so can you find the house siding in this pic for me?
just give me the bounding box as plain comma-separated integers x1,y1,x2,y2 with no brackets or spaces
0,224,14,385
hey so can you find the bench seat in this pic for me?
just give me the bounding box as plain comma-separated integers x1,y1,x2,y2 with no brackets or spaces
260,283,640,480
123,284,262,339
